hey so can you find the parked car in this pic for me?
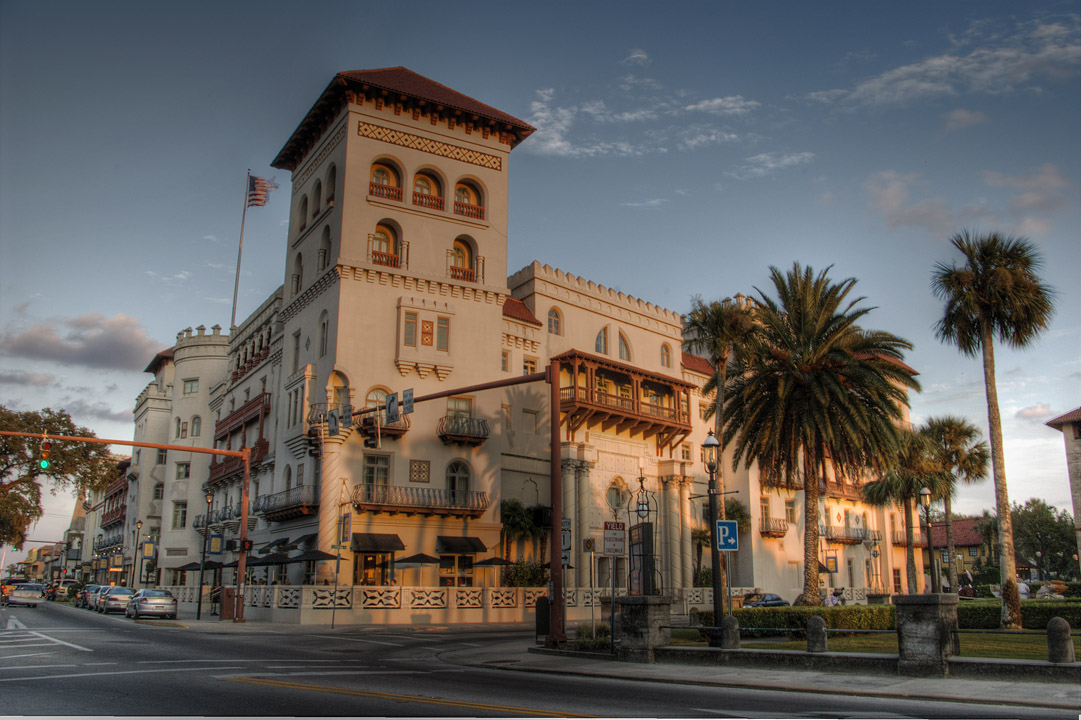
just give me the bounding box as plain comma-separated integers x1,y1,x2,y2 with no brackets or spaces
1,577,30,606
90,585,113,611
7,583,45,608
56,579,79,599
741,592,789,608
125,589,178,619
77,584,101,608
98,586,134,614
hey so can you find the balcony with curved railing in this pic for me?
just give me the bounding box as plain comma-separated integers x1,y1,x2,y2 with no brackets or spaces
369,183,402,201
351,483,488,519
759,517,789,538
207,438,270,485
258,484,320,522
820,525,866,544
437,415,489,447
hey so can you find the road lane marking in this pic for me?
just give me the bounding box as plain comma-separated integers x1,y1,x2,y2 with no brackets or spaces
0,653,58,660
306,634,403,646
0,666,244,682
4,618,26,630
225,676,598,717
27,631,91,652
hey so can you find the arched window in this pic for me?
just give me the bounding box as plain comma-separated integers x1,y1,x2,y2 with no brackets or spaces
191,416,201,437
366,387,388,409
283,465,292,491
318,311,328,358
298,195,309,232
318,227,331,271
447,461,470,500
370,162,401,201
312,180,322,214
175,418,182,438
618,332,631,361
412,171,443,210
371,224,398,267
453,181,484,219
547,308,562,335
291,253,303,297
660,344,671,368
595,327,608,355
450,238,475,281
325,164,336,204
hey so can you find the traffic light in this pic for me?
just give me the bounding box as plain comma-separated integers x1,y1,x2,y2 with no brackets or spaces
39,440,52,470
241,539,253,552
360,420,379,449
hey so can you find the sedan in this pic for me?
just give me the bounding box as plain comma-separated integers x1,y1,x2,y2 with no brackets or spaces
125,589,178,619
98,586,134,614
742,592,790,607
77,584,101,609
7,583,45,608
89,585,112,611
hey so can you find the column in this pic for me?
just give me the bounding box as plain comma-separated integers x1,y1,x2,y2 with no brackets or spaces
560,448,576,585
660,476,678,594
316,436,347,585
679,476,694,589
575,458,594,590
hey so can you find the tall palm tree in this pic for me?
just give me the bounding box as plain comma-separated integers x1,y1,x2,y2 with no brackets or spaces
932,231,1055,628
922,416,989,590
863,428,947,592
725,264,919,605
684,296,756,615
500,498,535,561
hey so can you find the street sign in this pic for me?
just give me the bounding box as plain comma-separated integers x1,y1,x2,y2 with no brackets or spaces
209,534,223,554
141,541,156,560
825,555,838,573
403,388,414,415
603,521,626,557
340,512,351,544
385,392,399,423
340,404,352,428
583,538,595,552
716,520,738,551
328,409,339,436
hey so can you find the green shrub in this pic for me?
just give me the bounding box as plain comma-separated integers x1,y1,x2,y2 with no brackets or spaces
503,561,548,587
1021,601,1081,629
570,621,612,651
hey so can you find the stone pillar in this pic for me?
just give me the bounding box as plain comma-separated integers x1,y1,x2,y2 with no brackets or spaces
560,447,577,585
719,614,740,649
616,595,672,663
679,476,694,590
661,476,679,594
1047,617,1076,663
893,593,960,677
575,459,593,591
316,437,347,585
807,615,828,653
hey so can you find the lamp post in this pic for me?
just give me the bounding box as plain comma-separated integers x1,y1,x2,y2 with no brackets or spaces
130,520,142,588
1035,551,1042,582
627,474,656,596
197,489,213,620
919,488,939,593
136,520,146,588
702,430,724,642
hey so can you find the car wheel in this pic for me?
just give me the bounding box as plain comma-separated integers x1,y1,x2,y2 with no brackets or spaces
132,609,139,620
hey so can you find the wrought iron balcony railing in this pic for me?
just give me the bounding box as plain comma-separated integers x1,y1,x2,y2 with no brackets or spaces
351,483,488,518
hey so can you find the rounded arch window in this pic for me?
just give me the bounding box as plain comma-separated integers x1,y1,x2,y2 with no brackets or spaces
298,195,309,228
325,164,336,204
370,162,402,201
595,327,609,355
191,416,202,438
312,180,322,214
372,224,398,260
547,307,562,335
291,252,303,296
365,386,390,408
607,479,627,510
618,332,632,361
175,418,182,438
453,181,484,219
318,226,332,271
446,460,470,497
318,311,329,357
283,465,293,491
452,239,473,269
660,344,671,368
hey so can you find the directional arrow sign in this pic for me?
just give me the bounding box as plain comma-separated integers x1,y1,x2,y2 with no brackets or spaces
716,520,738,551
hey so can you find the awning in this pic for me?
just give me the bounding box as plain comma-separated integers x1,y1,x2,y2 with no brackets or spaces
351,533,405,553
437,536,486,554
257,538,290,554
285,533,318,550
250,552,289,566
289,549,336,563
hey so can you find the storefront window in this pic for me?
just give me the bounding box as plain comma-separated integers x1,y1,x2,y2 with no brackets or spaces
439,554,473,586
355,552,393,586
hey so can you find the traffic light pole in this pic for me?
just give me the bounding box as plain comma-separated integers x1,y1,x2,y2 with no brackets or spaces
0,430,251,622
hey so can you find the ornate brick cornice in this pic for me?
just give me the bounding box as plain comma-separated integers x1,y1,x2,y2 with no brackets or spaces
279,267,342,323
357,121,502,171
293,122,347,196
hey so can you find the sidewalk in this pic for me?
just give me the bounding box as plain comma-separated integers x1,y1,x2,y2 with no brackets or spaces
156,616,1081,712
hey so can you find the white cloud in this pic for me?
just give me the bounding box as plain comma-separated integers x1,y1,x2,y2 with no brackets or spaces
1016,402,1054,420
144,270,191,282
621,49,651,67
864,171,953,233
727,152,815,180
63,398,132,424
522,89,653,158
0,313,165,371
202,234,218,242
675,126,742,151
620,198,668,209
942,108,988,133
684,96,760,117
0,369,56,387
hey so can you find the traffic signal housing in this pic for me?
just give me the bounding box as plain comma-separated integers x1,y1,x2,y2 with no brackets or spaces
359,419,380,449
40,440,52,470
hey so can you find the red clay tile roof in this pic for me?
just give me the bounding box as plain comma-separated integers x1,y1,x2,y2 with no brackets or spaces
143,347,174,374
930,516,985,548
502,297,542,326
1046,406,1081,428
681,352,713,376
273,67,535,170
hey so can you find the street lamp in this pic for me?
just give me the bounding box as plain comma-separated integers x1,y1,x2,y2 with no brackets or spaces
136,520,146,589
130,520,142,588
197,489,213,620
1035,551,1042,582
702,430,724,642
919,488,938,593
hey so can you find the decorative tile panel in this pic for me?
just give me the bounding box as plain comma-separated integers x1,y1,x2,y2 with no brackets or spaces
409,588,447,609
524,589,546,608
358,121,502,171
313,588,352,609
490,589,517,608
456,588,483,609
362,587,402,609
278,588,301,608
563,589,577,607
686,588,704,604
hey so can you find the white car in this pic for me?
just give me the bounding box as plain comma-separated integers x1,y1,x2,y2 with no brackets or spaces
7,583,45,608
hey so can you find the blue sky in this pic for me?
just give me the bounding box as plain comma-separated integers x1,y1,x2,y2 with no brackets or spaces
1,1,1078,565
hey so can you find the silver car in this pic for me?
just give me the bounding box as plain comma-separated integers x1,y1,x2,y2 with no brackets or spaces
98,586,134,614
7,583,45,608
125,589,178,619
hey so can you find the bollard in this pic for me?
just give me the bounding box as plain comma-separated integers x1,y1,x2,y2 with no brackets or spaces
719,614,740,649
1047,616,1076,664
807,615,828,653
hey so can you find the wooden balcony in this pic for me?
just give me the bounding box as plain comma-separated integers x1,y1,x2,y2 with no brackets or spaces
759,517,789,538
351,483,488,519
257,484,319,522
370,183,402,201
454,200,484,220
892,531,926,547
822,480,864,501
554,350,693,452
413,192,444,211
207,438,269,485
368,235,409,270
446,251,485,284
101,503,127,528
437,416,489,447
214,393,271,441
820,525,865,544
232,347,270,383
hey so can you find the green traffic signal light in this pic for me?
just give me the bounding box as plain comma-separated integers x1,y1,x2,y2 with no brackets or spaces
40,459,50,469
40,440,52,470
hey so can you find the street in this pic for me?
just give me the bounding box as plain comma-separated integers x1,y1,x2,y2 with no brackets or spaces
0,601,1072,718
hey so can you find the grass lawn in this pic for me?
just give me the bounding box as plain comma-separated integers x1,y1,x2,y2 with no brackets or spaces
669,628,1079,661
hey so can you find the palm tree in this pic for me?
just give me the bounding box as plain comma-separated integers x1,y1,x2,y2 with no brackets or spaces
691,527,710,582
863,428,947,592
725,264,919,605
932,231,1056,628
922,416,989,590
683,295,756,615
527,504,550,565
500,499,535,561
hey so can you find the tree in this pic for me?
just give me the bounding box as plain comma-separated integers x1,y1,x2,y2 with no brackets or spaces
684,295,756,615
863,428,947,592
932,231,1056,628
499,498,535,561
527,504,551,565
922,416,989,590
725,264,919,605
1,405,116,549
1011,498,1075,580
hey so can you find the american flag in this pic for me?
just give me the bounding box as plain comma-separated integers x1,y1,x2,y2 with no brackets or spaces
247,176,279,207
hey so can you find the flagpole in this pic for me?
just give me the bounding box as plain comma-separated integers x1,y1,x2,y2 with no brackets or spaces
230,170,251,332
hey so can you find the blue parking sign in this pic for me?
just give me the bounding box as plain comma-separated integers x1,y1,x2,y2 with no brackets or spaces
716,520,738,551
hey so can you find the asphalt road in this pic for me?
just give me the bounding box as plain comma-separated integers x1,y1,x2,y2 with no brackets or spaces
1,601,1071,718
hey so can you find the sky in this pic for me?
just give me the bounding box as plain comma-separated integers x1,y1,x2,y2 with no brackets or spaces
1,1,1078,569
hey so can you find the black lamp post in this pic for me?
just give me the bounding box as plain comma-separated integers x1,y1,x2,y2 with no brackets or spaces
130,520,142,587
626,474,657,596
197,489,213,620
702,430,724,642
919,488,939,593
135,520,146,588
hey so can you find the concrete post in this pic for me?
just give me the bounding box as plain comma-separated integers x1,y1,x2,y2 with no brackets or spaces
1047,616,1076,664
807,615,828,653
893,593,959,677
719,614,740,649
616,595,672,663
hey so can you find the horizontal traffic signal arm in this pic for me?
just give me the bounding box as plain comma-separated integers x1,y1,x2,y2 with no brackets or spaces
0,430,247,458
